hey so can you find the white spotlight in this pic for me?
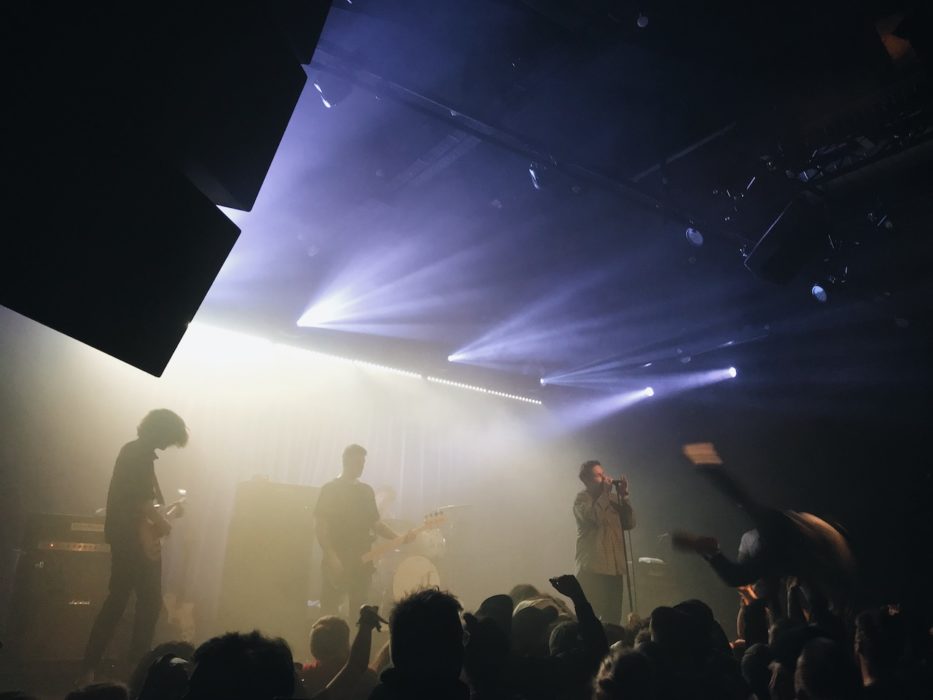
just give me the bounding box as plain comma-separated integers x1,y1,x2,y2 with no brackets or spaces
636,13,649,28
811,284,828,303
540,377,548,386
728,367,737,378
297,295,350,327
643,386,655,397
685,227,704,247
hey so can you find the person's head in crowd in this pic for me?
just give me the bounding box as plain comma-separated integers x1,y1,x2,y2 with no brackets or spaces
740,643,773,700
389,587,465,684
514,593,572,620
508,583,540,607
770,623,824,669
476,594,513,637
137,655,191,700
855,606,906,686
737,598,771,648
602,622,632,649
511,604,555,657
649,606,705,659
768,618,794,647
634,627,652,647
65,683,128,700
341,443,367,479
674,598,732,656
463,612,510,694
128,641,194,700
767,623,824,700
184,631,295,700
309,615,351,664
549,620,581,656
794,637,860,700
594,648,654,700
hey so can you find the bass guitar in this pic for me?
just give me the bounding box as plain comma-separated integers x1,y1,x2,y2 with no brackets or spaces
324,511,446,588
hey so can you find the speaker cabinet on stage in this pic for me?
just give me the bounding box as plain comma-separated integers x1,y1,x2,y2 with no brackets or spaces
216,480,319,653
5,513,129,662
633,557,681,615
2,2,332,375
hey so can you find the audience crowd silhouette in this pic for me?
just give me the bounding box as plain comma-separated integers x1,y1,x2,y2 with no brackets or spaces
2,464,931,700
2,568,930,700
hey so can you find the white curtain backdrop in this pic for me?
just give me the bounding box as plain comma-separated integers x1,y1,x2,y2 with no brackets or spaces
1,309,584,636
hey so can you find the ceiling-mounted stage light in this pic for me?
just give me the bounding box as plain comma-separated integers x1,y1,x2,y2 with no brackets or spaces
685,227,704,247
528,163,542,190
311,76,353,110
728,367,737,378
312,83,332,109
811,283,828,303
636,13,649,28
643,386,655,397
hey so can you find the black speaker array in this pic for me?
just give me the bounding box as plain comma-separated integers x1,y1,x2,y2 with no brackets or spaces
1,2,332,375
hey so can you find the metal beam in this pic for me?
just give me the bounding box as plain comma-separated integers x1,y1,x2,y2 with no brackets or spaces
310,45,747,242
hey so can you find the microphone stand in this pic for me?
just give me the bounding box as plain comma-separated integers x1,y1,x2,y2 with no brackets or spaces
613,482,637,616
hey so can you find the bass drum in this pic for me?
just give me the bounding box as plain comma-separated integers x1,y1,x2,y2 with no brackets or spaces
392,555,440,600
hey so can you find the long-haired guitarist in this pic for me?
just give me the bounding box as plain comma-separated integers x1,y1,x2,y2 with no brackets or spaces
81,409,189,680
315,444,412,617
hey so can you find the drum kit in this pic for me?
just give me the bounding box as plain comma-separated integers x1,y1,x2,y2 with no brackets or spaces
376,504,468,603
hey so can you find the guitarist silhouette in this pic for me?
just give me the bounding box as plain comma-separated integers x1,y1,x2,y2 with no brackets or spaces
315,445,415,617
80,409,189,682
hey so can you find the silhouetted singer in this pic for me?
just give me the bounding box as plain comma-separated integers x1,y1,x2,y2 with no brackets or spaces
573,459,636,625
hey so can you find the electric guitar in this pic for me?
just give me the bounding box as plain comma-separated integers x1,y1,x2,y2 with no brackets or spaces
139,498,186,561
324,511,447,588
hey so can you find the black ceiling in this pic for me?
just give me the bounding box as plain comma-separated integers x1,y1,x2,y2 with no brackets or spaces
193,0,932,415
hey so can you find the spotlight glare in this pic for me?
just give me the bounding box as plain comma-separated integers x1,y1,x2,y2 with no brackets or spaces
644,386,655,397
312,82,332,109
528,163,541,190
297,296,349,327
728,367,737,378
811,284,828,303
540,377,547,386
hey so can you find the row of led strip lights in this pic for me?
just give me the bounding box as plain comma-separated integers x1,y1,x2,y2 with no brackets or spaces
315,355,543,406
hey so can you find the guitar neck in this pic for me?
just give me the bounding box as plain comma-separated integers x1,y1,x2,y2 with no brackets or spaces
159,499,185,521
361,524,427,563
